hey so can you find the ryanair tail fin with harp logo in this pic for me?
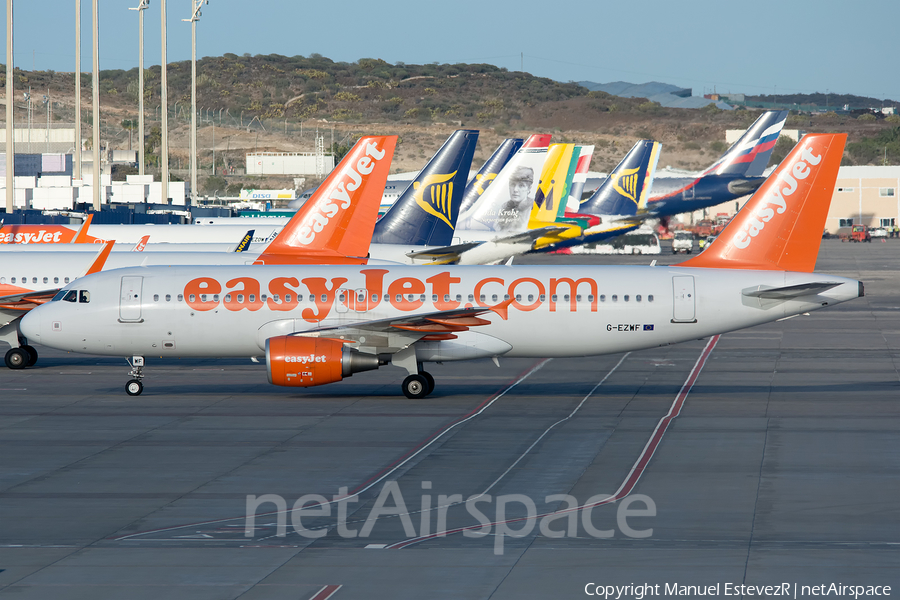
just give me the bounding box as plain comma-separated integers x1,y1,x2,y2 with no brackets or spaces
579,140,661,216
372,129,479,247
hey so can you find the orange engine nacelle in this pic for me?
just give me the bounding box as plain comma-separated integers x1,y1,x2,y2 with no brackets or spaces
266,336,380,387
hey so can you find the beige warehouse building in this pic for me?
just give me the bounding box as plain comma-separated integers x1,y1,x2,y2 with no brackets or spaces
828,166,899,232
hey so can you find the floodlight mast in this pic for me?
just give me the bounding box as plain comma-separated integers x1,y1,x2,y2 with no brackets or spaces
74,0,81,181
160,0,168,204
91,0,100,211
129,0,150,176
184,0,207,203
5,0,14,213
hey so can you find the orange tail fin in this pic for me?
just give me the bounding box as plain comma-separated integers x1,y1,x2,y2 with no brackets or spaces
72,214,94,243
678,133,846,272
256,135,398,265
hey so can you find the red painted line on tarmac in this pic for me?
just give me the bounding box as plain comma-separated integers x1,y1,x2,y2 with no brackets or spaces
386,336,721,549
310,584,342,600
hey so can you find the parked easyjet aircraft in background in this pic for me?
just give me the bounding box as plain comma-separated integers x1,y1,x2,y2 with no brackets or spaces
21,134,859,399
0,135,399,367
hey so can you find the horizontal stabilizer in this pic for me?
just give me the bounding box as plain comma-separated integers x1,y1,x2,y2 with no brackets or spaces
405,241,484,259
494,226,571,245
743,282,841,299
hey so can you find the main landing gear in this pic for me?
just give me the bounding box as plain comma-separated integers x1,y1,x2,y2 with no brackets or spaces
125,356,145,396
392,346,436,399
401,370,435,400
4,344,38,369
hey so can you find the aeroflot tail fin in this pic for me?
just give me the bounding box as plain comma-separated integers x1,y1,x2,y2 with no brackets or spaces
71,214,94,244
372,130,479,247
581,140,661,216
256,135,397,264
679,133,846,272
704,110,788,177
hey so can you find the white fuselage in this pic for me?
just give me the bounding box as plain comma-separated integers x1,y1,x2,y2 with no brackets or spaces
21,265,860,362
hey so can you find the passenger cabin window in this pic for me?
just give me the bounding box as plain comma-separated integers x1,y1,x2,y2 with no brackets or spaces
166,294,171,302
79,290,90,303
64,277,70,284
53,277,59,284
648,295,654,302
43,277,48,284
177,294,183,302
154,294,160,302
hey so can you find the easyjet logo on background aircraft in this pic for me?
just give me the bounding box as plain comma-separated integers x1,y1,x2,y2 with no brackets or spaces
294,140,388,246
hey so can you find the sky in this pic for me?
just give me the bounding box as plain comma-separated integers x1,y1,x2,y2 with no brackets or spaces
2,0,898,102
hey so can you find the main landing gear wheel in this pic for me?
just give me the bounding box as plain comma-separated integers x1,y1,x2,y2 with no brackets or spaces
5,347,29,369
23,345,38,367
125,379,144,396
421,371,435,395
402,374,429,399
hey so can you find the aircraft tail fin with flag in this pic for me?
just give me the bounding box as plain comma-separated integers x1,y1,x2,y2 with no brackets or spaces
704,110,788,178
255,135,397,265
679,133,845,272
372,130,479,247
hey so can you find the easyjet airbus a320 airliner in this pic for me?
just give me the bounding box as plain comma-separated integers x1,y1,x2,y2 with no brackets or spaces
21,134,861,399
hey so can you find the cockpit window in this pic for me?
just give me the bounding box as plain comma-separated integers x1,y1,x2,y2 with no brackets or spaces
51,290,67,302
79,290,91,304
63,290,77,303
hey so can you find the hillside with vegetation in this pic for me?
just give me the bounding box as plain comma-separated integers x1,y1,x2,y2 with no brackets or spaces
3,53,899,195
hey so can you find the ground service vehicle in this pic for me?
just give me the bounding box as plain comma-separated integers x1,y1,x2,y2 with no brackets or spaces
672,231,694,254
851,224,871,242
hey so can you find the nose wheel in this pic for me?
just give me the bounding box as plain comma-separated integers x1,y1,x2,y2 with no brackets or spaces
5,347,28,369
125,356,145,396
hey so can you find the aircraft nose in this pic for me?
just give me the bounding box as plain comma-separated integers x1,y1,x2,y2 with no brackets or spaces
20,309,42,343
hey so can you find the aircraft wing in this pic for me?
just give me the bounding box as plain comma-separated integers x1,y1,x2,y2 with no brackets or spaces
0,288,60,307
291,300,513,353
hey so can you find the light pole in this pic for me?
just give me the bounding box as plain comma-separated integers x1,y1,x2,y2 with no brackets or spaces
6,0,14,213
74,0,81,181
129,0,150,176
184,0,208,202
160,0,168,204
92,0,100,211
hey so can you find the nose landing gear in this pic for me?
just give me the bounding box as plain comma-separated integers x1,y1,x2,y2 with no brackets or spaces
125,356,145,396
